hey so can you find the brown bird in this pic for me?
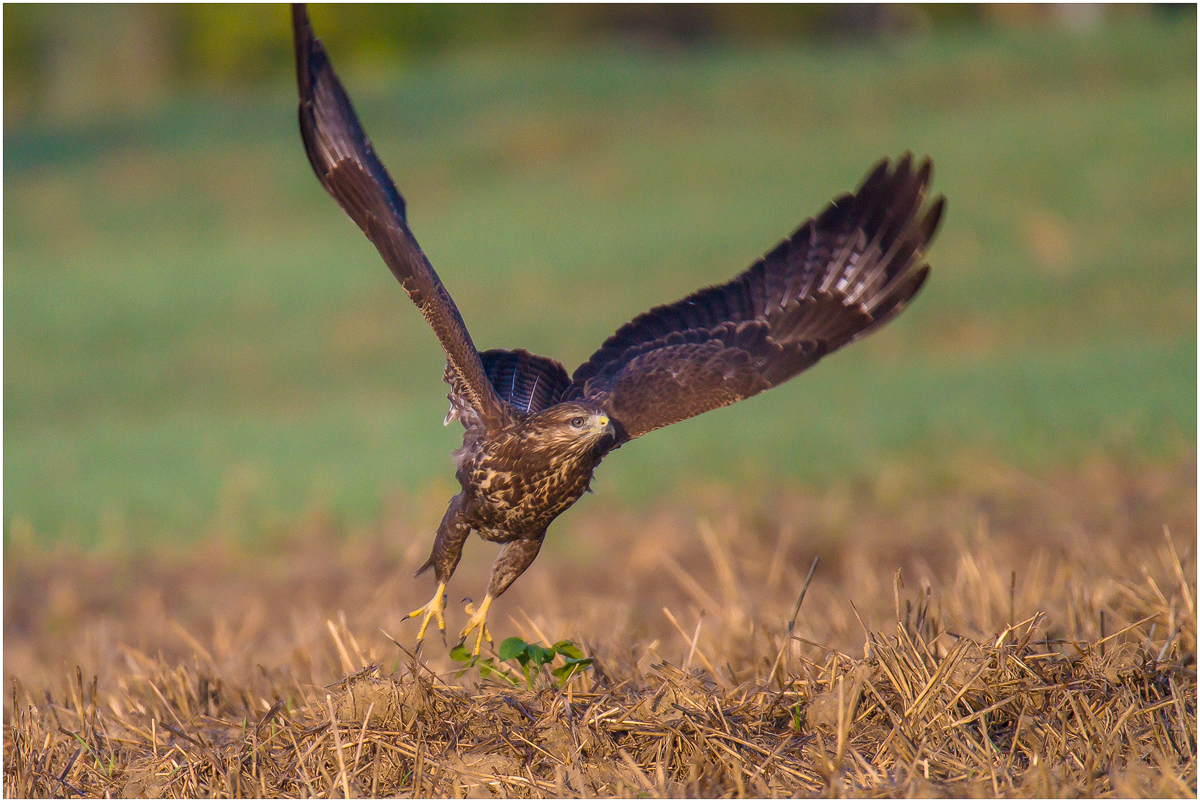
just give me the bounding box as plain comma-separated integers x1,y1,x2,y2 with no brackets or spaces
293,4,944,655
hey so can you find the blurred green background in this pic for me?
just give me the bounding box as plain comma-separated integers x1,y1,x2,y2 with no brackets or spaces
4,4,1196,546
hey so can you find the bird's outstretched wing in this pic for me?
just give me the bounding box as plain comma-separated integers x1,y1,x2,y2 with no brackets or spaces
293,4,509,430
567,154,944,442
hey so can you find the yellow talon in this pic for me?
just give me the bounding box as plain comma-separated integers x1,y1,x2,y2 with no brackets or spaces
405,582,447,647
459,595,494,656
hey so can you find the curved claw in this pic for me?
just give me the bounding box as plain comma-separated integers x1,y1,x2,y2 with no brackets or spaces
404,582,447,648
458,595,494,657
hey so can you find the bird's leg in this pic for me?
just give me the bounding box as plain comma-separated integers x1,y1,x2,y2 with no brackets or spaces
459,535,544,656
405,493,470,648
405,582,446,646
459,595,494,657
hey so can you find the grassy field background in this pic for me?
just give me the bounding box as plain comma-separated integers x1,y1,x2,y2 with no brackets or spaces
5,13,1195,546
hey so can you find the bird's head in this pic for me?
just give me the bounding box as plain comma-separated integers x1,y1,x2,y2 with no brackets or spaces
525,402,619,459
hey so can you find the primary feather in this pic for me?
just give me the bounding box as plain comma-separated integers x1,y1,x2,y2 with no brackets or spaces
294,4,508,430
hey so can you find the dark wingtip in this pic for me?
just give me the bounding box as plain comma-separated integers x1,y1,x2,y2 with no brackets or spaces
921,195,947,242
909,263,931,293
858,156,892,197
293,2,330,189
292,4,315,100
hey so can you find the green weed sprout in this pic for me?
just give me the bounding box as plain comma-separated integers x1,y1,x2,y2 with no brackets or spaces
450,638,593,687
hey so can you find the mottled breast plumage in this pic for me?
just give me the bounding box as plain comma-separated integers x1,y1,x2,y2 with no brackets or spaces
454,405,614,540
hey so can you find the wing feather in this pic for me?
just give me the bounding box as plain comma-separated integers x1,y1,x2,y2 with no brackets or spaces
568,154,943,441
293,4,509,430
480,349,571,417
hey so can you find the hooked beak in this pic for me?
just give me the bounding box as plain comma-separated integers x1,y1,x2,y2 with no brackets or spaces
581,412,618,452
597,414,619,449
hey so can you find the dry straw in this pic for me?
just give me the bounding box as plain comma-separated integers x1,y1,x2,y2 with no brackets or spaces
5,457,1196,796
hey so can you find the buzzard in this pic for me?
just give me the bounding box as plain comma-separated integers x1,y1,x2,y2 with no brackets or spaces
293,5,944,654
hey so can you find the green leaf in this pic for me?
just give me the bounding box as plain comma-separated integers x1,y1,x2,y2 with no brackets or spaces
553,641,584,660
449,644,471,663
528,644,554,665
551,655,594,685
562,656,594,668
552,660,591,683
498,637,528,662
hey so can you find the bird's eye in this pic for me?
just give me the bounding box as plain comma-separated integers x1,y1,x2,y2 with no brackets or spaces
570,417,585,428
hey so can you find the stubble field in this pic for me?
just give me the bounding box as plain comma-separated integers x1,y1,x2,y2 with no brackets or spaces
5,456,1196,796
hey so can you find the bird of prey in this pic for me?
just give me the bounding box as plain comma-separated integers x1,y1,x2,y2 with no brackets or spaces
293,4,944,655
